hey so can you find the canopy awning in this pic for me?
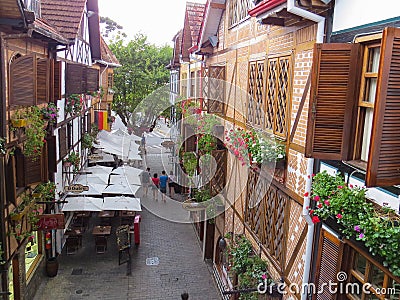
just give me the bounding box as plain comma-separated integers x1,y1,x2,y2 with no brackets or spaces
62,197,103,212
102,196,142,211
66,183,105,196
102,184,140,196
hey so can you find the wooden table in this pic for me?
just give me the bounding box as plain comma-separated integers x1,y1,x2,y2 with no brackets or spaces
92,226,112,236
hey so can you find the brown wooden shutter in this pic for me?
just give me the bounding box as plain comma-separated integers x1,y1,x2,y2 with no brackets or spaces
184,124,196,152
314,229,342,300
305,43,361,160
366,27,400,187
47,135,57,174
86,67,99,92
207,66,225,113
66,63,85,95
5,156,17,205
59,126,67,159
15,151,43,186
87,112,92,133
10,55,35,107
36,58,49,104
53,60,62,101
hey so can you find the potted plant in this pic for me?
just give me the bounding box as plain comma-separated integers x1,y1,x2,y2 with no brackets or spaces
65,94,83,115
35,181,56,201
308,171,400,276
63,152,80,172
81,133,94,149
23,106,47,159
10,107,28,128
41,103,59,125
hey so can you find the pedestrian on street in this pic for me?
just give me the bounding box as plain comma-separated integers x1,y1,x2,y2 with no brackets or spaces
141,167,151,196
159,170,168,202
181,292,189,300
168,170,176,197
151,173,160,201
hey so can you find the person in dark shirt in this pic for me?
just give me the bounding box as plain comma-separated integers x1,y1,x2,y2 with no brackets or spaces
141,167,151,196
151,173,160,201
159,170,168,203
181,292,189,300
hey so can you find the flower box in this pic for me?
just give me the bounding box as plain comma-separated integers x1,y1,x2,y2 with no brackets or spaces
11,119,27,128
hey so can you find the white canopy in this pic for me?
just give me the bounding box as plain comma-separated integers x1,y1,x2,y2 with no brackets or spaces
111,128,141,142
111,166,143,176
102,184,140,196
103,196,142,211
76,174,109,185
96,130,141,162
109,174,141,186
84,165,113,175
62,196,103,212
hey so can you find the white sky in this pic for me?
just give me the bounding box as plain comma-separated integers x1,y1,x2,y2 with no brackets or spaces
98,0,207,46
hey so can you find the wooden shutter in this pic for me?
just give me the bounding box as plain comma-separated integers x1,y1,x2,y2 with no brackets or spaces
65,63,85,94
305,43,361,160
5,156,16,205
314,229,342,300
86,67,99,92
366,27,400,187
59,126,67,159
36,58,49,104
184,124,196,152
87,112,92,133
10,55,35,107
53,60,62,101
47,135,57,174
15,151,43,186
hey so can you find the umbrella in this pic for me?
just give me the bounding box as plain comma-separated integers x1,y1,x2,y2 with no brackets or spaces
84,165,112,174
76,174,110,185
111,166,143,176
62,196,103,212
103,196,141,211
102,184,140,196
66,183,104,196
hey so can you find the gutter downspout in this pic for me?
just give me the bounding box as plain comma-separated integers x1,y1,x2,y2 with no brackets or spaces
286,1,325,299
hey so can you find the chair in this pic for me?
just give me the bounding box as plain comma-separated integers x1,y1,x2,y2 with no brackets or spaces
95,236,107,254
66,236,79,255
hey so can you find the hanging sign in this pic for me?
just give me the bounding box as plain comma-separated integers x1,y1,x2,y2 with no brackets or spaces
116,225,130,251
88,154,103,161
64,184,89,193
37,214,65,230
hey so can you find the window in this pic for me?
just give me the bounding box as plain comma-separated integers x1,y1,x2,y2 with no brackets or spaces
107,73,114,89
247,60,265,127
181,73,188,98
355,44,380,162
228,0,253,27
305,27,400,187
266,55,291,138
346,251,400,300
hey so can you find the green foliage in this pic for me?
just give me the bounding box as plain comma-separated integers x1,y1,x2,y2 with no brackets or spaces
109,34,172,133
41,103,59,125
65,94,83,115
309,171,400,276
194,188,211,203
64,152,80,173
198,134,217,155
35,181,56,201
0,137,5,155
82,133,94,149
182,152,197,177
12,106,46,159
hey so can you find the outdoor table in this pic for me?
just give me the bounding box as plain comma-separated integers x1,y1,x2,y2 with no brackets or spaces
92,226,112,236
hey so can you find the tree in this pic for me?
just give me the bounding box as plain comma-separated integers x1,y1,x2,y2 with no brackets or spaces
100,16,126,39
109,34,172,135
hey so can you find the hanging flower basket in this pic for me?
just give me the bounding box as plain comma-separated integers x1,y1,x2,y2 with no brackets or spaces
63,161,72,167
11,119,27,128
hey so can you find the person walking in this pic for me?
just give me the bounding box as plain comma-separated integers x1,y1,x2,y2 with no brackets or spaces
141,167,151,196
159,171,169,203
181,292,189,300
151,173,160,201
168,170,176,197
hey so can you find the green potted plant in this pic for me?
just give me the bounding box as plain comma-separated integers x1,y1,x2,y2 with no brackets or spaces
10,107,28,128
81,133,94,149
63,152,80,172
65,94,83,115
35,181,56,201
41,103,59,125
23,106,47,159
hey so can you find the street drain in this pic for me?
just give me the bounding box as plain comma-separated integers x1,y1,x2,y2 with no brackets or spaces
75,289,83,294
71,268,83,275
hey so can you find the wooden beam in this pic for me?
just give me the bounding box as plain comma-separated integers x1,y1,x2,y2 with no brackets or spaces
210,2,225,9
261,17,285,26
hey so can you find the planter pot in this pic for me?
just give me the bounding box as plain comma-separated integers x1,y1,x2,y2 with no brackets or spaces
63,161,72,167
11,119,27,128
32,193,42,199
46,257,59,277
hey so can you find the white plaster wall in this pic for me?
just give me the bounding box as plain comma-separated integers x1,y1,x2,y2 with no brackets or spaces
333,0,400,32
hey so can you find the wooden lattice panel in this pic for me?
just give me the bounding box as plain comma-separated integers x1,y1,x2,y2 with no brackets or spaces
266,59,277,130
247,62,256,124
202,67,209,111
210,149,227,196
255,62,265,127
204,66,225,113
275,57,290,136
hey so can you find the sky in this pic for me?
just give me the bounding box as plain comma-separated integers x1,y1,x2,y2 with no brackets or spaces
98,0,207,47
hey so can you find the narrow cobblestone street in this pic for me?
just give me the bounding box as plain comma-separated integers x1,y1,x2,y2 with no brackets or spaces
33,126,220,300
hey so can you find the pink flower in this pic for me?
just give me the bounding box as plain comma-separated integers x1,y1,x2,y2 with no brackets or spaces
304,192,309,197
233,150,239,156
317,203,323,208
359,233,365,239
314,195,320,201
312,216,320,224
336,213,343,219
354,225,360,232
338,185,343,189
324,200,330,206
261,274,267,280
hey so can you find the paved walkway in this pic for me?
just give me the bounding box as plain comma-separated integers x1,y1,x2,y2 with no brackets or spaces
33,127,221,300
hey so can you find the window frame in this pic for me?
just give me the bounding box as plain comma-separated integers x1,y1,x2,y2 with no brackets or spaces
228,0,253,28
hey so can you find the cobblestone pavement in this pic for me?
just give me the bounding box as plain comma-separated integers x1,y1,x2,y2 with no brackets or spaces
33,127,221,300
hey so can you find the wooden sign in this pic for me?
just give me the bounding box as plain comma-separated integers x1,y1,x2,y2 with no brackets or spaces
116,225,130,251
88,154,103,161
64,184,89,193
37,214,65,230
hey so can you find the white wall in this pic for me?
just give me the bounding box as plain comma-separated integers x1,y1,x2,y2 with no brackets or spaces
333,0,400,33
